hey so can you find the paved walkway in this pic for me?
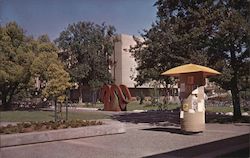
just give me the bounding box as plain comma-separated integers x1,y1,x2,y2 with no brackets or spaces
1,120,249,158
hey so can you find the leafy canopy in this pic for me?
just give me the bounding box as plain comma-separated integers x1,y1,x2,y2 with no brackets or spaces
131,0,249,117
55,21,116,89
42,63,71,99
0,22,35,109
30,35,71,101
0,22,71,109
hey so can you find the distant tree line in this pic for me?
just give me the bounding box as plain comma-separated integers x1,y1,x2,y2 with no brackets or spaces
55,22,116,103
0,22,116,110
0,22,72,110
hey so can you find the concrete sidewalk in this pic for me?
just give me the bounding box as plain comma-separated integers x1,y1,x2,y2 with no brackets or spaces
1,121,249,158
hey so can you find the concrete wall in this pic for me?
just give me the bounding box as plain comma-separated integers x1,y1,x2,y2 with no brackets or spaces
111,34,142,88
112,35,123,85
111,34,172,98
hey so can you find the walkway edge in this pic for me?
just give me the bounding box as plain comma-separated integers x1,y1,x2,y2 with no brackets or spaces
0,121,125,148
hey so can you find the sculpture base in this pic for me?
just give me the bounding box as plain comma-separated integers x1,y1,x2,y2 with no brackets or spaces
180,111,205,132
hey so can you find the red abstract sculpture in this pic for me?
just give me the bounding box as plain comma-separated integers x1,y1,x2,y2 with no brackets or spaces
100,84,132,111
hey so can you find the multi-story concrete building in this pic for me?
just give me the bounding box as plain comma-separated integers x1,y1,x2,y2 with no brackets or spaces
70,34,179,102
111,34,141,88
111,34,179,101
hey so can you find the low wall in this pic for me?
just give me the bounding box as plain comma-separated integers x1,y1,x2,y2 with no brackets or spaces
0,120,125,147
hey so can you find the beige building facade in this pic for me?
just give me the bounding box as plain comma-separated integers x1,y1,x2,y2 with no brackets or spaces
111,34,144,88
111,34,177,100
110,34,181,103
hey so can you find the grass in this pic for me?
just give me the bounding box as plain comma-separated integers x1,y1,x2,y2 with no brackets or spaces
0,111,110,122
72,102,103,109
206,106,250,114
73,101,180,111
70,101,249,114
128,101,249,114
206,106,233,113
3,101,246,122
127,101,179,111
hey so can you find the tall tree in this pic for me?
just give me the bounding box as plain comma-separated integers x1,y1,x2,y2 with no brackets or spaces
132,0,249,118
0,22,70,110
55,21,116,103
207,2,249,118
0,22,34,110
30,34,71,100
42,63,71,121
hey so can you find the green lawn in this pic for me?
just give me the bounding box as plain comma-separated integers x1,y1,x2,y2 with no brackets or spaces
206,106,233,113
71,101,247,114
72,102,104,109
1,105,248,122
127,101,179,111
0,111,110,122
73,101,180,111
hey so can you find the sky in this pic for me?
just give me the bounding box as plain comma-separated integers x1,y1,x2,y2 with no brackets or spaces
0,0,157,40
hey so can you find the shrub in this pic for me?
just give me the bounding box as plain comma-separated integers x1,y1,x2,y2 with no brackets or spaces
0,120,103,135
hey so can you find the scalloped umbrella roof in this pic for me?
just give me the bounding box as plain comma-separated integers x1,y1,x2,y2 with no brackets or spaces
161,63,221,77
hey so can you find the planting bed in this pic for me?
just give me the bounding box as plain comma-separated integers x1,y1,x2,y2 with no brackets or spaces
0,120,102,135
0,120,125,147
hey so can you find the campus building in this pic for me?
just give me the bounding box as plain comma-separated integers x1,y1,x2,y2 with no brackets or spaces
110,34,179,102
69,34,179,103
110,34,152,97
111,34,142,88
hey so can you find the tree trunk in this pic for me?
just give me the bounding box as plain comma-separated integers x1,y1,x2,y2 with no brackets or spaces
1,84,18,111
78,84,83,104
66,89,69,121
230,50,242,119
91,90,96,106
231,77,242,119
2,96,10,111
1,92,11,111
54,98,57,121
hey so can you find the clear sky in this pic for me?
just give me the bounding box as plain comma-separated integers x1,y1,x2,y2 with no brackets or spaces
0,0,157,40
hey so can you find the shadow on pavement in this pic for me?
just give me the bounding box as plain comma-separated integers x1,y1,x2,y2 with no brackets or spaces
112,110,180,127
205,113,250,124
142,127,200,135
143,134,250,158
112,110,250,126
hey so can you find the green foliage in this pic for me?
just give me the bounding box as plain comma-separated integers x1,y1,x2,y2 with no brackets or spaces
131,0,249,118
37,34,51,43
0,111,110,122
0,22,35,110
29,35,71,102
0,22,71,110
31,52,60,80
42,63,71,99
55,21,116,90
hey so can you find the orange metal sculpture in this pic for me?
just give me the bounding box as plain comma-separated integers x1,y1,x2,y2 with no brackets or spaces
100,84,132,111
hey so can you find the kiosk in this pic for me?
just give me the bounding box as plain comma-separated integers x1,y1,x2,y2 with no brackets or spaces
162,64,220,132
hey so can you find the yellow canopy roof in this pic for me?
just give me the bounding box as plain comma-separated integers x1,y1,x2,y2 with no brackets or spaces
161,64,221,77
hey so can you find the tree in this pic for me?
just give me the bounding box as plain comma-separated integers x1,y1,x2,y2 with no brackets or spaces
0,22,34,110
30,34,72,119
55,21,116,103
0,22,70,110
42,63,71,121
43,63,71,98
207,3,249,118
31,52,60,82
131,0,249,118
